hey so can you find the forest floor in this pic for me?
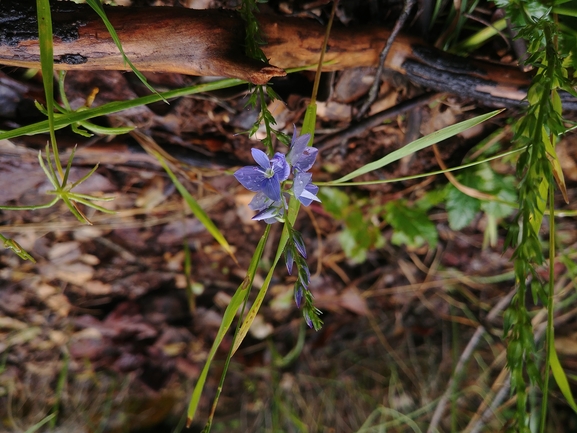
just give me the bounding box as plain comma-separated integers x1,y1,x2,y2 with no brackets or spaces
1,1,577,432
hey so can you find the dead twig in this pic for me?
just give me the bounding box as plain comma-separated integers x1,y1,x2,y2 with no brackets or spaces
317,92,439,154
427,289,515,432
356,0,416,119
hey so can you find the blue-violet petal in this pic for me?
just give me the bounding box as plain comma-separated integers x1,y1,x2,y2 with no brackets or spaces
251,148,271,171
262,177,282,201
294,147,318,173
234,166,266,192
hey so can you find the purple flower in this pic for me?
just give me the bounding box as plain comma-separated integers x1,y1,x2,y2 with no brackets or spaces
249,192,286,224
285,248,294,275
293,172,320,206
298,264,310,288
291,229,307,259
286,126,317,173
303,308,313,328
294,282,304,308
234,149,290,202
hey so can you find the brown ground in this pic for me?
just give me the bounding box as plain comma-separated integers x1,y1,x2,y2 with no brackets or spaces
1,1,577,433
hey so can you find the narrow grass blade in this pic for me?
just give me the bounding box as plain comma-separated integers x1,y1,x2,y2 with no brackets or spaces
23,414,56,433
301,104,317,138
150,151,236,264
186,288,246,425
49,350,69,428
0,234,36,263
0,79,244,141
332,109,504,183
85,0,167,103
0,198,59,211
186,225,270,427
550,335,577,413
78,121,135,135
36,0,63,178
451,18,507,52
317,147,525,187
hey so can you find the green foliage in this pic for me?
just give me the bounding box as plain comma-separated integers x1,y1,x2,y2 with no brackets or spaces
7,0,575,430
446,186,480,231
549,328,577,412
239,0,268,63
23,414,56,433
384,199,438,249
319,187,384,263
150,150,236,262
491,0,577,429
332,110,503,183
245,85,289,154
55,71,134,137
0,234,36,263
0,78,244,141
186,225,272,426
445,164,516,232
0,145,115,221
36,0,60,175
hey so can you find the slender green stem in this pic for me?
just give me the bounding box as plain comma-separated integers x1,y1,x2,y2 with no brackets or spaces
316,147,525,186
0,78,244,141
259,86,274,155
0,198,59,211
36,0,64,180
192,224,271,429
539,181,556,432
310,0,338,104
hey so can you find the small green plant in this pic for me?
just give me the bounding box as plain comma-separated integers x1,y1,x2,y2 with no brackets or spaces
444,163,517,245
319,187,385,262
0,144,115,236
493,0,577,430
384,196,439,250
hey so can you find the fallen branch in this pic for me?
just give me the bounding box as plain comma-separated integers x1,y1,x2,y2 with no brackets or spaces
0,1,568,109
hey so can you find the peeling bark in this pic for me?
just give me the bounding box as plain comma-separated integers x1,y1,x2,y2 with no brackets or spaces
0,0,540,107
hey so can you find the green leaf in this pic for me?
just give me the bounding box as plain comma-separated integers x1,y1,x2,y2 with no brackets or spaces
23,414,56,433
0,78,244,141
418,189,447,210
318,187,350,218
333,110,503,183
480,183,517,220
36,0,64,178
384,200,438,249
529,178,549,235
301,103,318,139
186,225,271,425
446,186,480,231
151,151,236,262
231,197,303,354
550,335,577,413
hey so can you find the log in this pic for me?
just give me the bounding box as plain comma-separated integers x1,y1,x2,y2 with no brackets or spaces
0,0,540,107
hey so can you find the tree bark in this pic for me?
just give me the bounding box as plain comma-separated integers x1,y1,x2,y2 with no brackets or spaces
0,1,538,107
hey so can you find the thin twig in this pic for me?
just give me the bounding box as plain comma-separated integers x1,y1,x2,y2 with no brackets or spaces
468,376,511,433
356,0,416,119
427,289,515,432
463,276,574,433
317,92,438,153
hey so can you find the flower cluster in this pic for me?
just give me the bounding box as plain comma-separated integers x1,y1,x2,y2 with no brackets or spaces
234,127,320,224
234,127,323,329
284,225,323,330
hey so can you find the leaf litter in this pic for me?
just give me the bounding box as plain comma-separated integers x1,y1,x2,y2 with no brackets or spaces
0,0,577,432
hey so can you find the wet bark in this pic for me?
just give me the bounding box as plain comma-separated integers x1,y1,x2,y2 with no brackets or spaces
0,0,543,107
